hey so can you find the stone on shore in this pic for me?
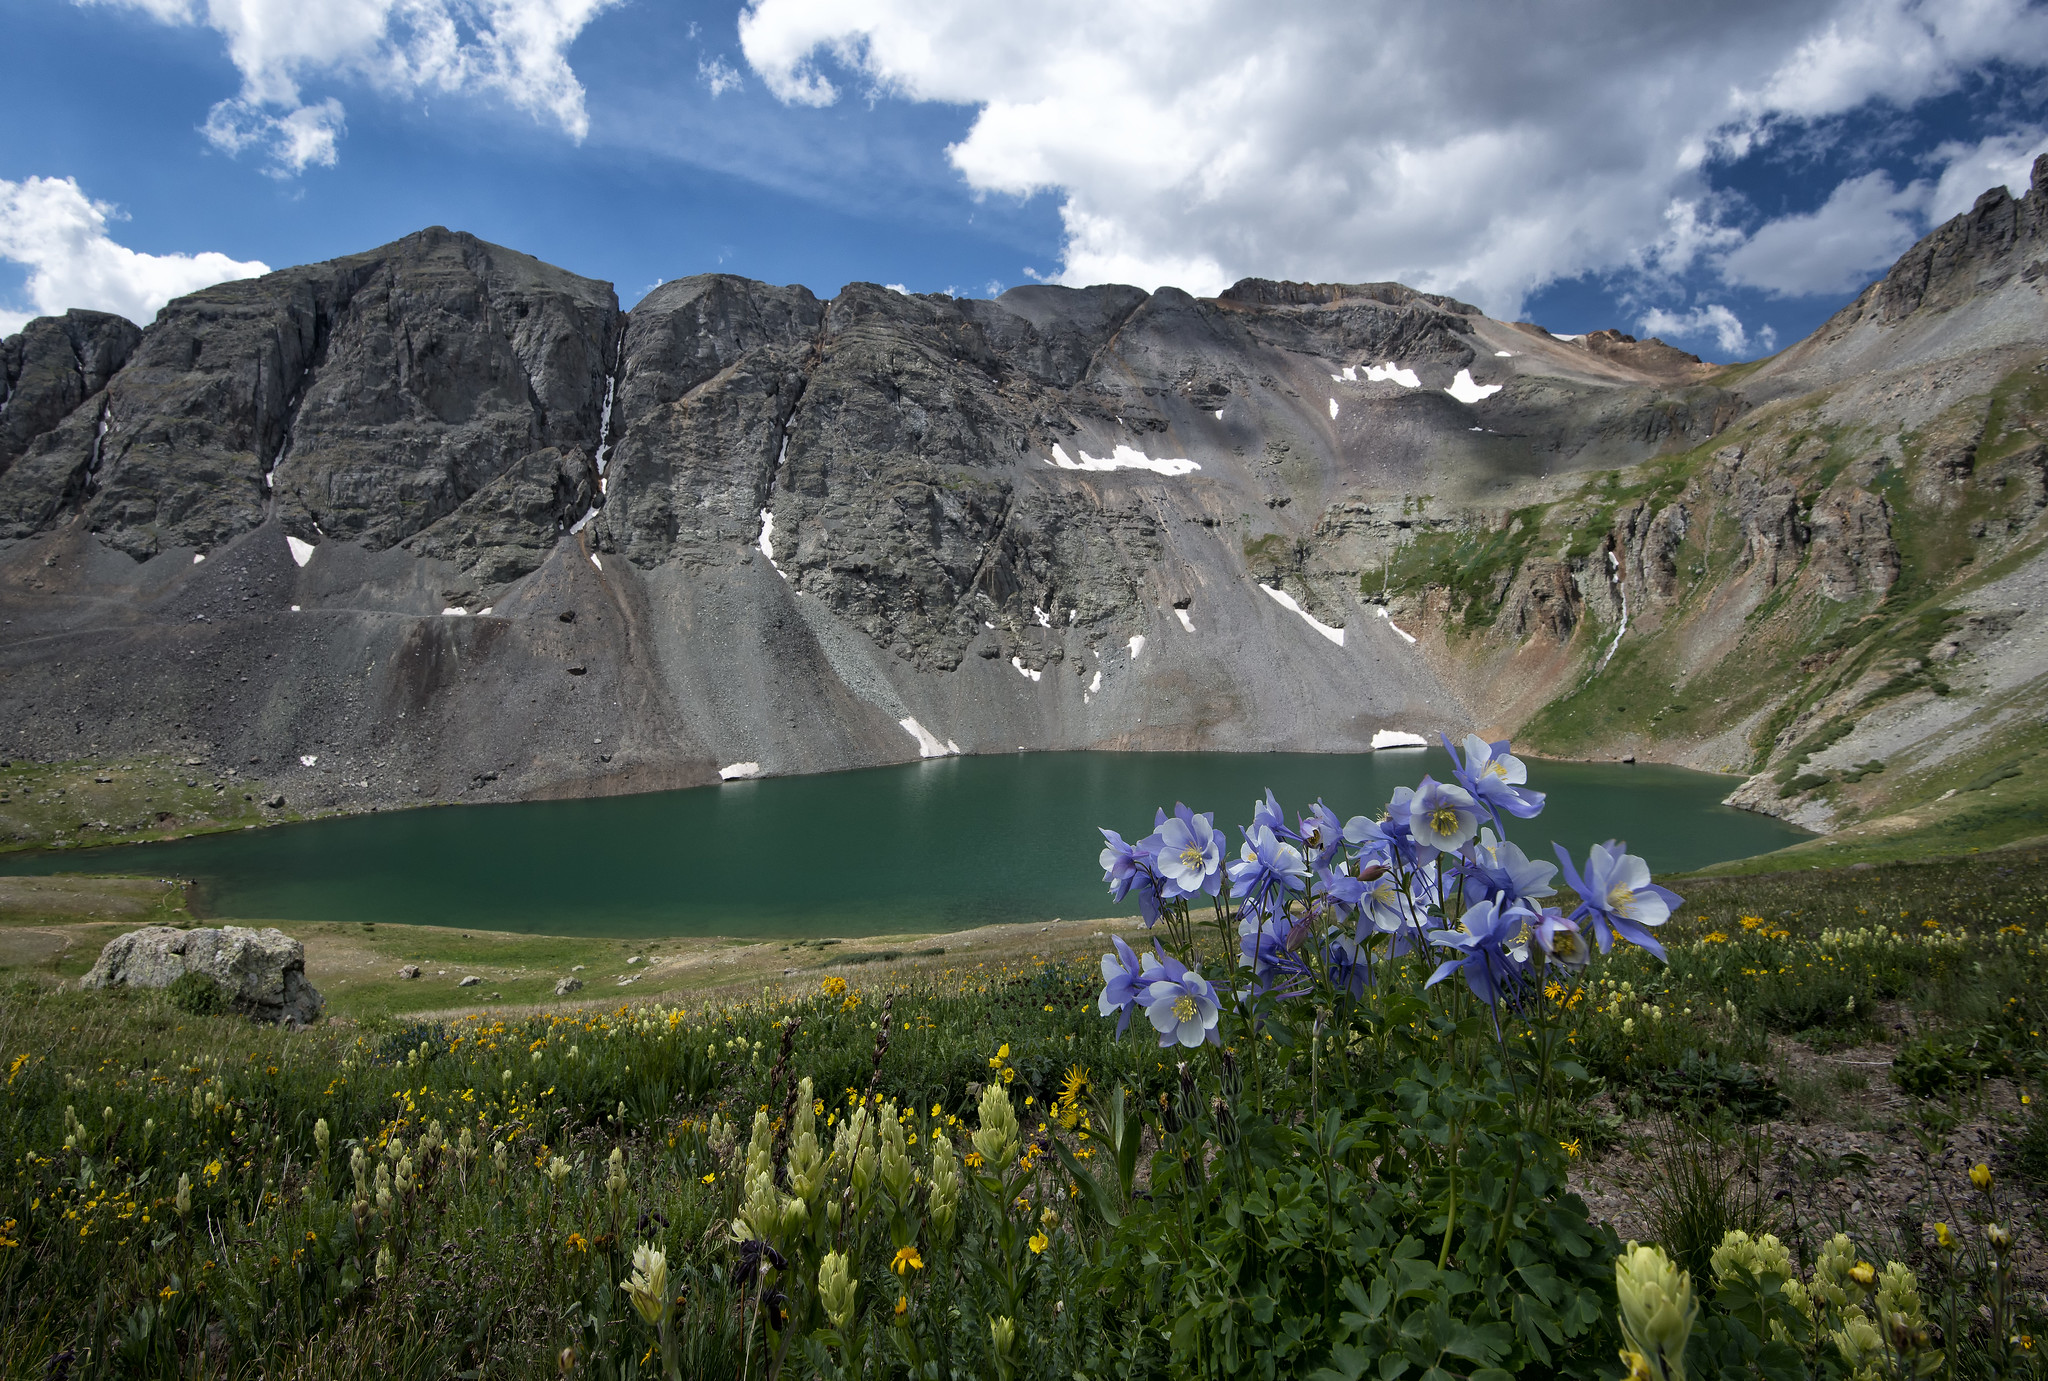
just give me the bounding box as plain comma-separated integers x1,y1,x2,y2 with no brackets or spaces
82,926,324,1024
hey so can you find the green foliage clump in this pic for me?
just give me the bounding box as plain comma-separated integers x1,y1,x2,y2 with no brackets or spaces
165,971,225,1017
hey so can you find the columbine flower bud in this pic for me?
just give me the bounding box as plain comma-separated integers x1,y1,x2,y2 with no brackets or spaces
1614,1242,1697,1381
971,1084,1020,1172
626,1243,670,1326
818,1249,857,1330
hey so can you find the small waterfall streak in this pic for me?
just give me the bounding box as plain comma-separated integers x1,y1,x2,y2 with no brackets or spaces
1596,548,1628,672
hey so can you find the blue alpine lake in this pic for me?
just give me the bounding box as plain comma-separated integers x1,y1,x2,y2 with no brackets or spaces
0,751,1807,937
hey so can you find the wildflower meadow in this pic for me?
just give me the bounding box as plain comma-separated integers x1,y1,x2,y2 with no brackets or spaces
4,737,2047,1379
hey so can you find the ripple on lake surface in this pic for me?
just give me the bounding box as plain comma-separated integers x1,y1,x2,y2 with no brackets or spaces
0,751,1808,937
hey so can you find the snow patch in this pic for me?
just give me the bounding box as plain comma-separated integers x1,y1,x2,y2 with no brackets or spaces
286,535,315,567
1213,409,1224,420
1494,350,1514,357
289,604,301,612
1048,443,1199,477
442,607,468,616
589,554,603,570
1067,609,1076,623
568,506,599,535
1444,370,1503,404
1363,363,1420,388
1174,607,1195,633
1033,605,1050,628
191,553,205,564
1371,730,1428,749
1328,398,1339,419
478,607,493,616
1375,606,1418,644
1087,669,1102,695
719,762,762,781
1010,656,1043,682
1127,634,1146,659
757,509,787,578
299,754,318,767
1258,584,1345,646
899,717,958,759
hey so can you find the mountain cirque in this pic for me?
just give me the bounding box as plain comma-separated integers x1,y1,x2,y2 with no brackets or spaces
2,164,2047,854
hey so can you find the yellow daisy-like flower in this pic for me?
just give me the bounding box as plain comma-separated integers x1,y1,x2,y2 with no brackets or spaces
701,1172,716,1185
1560,1138,1582,1159
891,1245,924,1275
1028,1232,1049,1255
895,1295,908,1317
1058,1065,1090,1108
565,1232,589,1253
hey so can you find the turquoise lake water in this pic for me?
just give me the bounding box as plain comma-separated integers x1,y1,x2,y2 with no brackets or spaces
0,751,1807,937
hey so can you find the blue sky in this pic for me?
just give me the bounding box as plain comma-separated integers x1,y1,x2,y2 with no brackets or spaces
3,0,2045,361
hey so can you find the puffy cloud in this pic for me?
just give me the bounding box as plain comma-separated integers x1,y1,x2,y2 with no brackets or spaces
0,176,269,336
1925,126,2048,221
699,55,745,98
202,98,348,175
736,0,2048,313
79,0,619,172
1638,303,1772,359
1716,170,1929,296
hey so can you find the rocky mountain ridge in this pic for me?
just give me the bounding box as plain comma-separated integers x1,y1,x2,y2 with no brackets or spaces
2,163,2046,859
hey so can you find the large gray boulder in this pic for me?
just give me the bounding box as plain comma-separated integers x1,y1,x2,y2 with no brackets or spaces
81,925,324,1024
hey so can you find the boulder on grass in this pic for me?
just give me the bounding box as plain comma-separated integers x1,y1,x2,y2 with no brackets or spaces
554,976,583,996
82,926,324,1024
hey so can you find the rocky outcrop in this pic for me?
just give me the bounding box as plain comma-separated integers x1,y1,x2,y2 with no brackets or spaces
1806,482,1899,601
0,228,617,573
0,310,141,476
82,925,324,1023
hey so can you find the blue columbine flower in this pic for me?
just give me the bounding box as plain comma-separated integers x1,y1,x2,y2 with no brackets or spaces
1236,912,1311,999
1096,934,1154,1037
1406,776,1481,854
1099,826,1164,926
1227,824,1310,916
1140,953,1221,1047
1442,733,1546,820
1554,840,1681,959
1296,801,1345,867
1153,803,1223,900
1341,811,1396,866
1463,828,1559,906
1426,897,1533,1006
1250,788,1297,842
1531,908,1591,971
1324,930,1372,1000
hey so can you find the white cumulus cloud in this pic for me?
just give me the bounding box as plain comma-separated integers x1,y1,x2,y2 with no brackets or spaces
1638,304,1773,358
1716,170,1930,297
736,0,2048,314
0,176,270,336
78,0,620,173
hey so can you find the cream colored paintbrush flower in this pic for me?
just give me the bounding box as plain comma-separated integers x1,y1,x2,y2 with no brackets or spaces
626,1243,669,1326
